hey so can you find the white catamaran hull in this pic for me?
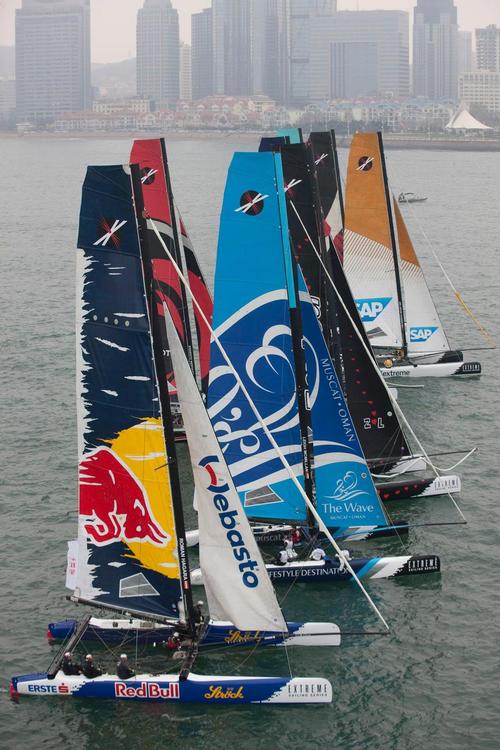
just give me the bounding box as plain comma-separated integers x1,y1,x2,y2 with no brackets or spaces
191,554,440,586
11,671,332,704
379,361,481,378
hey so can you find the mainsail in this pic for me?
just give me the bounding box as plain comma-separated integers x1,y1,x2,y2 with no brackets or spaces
393,198,450,357
343,132,405,350
163,303,287,632
207,152,308,524
130,138,214,396
73,165,184,619
308,130,344,262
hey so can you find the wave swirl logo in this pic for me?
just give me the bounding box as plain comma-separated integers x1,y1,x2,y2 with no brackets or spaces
328,470,370,504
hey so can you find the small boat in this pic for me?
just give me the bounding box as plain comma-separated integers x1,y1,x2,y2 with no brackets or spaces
398,192,428,204
343,132,481,378
11,161,335,705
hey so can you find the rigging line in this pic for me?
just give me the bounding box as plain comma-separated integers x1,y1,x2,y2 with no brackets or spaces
393,185,495,348
148,215,390,633
289,200,467,525
371,446,477,478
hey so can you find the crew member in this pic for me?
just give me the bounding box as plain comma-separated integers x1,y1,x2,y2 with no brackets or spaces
336,549,352,571
284,535,298,560
275,547,289,566
291,528,301,545
309,547,326,562
82,654,102,679
194,600,204,624
116,653,135,680
165,632,181,652
62,651,81,676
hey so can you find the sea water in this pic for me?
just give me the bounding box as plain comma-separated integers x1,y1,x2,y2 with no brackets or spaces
0,135,499,749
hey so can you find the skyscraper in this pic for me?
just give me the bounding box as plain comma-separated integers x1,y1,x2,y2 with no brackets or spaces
15,0,91,123
476,25,500,72
457,30,473,76
413,0,458,100
192,7,213,100
137,0,179,109
286,0,337,106
179,42,192,101
309,11,409,102
212,0,252,96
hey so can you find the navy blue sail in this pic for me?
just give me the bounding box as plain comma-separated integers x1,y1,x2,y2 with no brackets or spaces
71,165,184,619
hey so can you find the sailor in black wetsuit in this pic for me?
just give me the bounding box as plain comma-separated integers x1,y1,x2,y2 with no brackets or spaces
82,654,102,679
116,653,135,680
62,651,82,676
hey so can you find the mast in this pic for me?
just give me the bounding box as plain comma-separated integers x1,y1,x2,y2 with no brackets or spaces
159,139,197,377
330,130,344,227
131,165,196,634
378,132,407,355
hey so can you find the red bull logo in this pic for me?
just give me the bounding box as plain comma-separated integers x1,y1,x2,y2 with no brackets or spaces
115,681,180,699
79,447,168,546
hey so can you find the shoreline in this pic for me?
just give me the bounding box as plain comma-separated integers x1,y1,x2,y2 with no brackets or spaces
2,130,500,151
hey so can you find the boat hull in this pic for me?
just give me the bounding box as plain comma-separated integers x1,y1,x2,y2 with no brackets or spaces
47,618,341,647
378,475,460,501
379,361,481,378
11,671,332,704
191,554,440,586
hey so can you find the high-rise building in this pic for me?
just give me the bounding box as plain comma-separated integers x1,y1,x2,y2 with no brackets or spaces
137,0,179,109
212,0,252,96
179,42,192,101
413,0,458,100
309,11,409,102
459,71,500,114
251,0,287,102
15,0,91,123
192,7,213,100
458,30,473,76
286,0,337,106
476,25,500,72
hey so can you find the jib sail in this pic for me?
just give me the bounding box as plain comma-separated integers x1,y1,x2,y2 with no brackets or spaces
71,165,183,620
164,302,287,632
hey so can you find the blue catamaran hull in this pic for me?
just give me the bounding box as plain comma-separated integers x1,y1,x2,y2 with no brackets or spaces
11,671,332,704
266,555,440,583
47,618,341,648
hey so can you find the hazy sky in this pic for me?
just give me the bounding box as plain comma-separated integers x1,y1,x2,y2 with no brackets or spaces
1,0,499,64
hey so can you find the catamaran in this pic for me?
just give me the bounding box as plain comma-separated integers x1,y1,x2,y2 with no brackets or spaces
343,132,481,378
11,163,337,704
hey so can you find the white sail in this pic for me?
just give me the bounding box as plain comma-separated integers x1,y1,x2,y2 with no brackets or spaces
163,303,287,633
393,199,450,357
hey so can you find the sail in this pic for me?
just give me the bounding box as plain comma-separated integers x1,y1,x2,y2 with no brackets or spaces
281,142,411,467
277,127,303,144
297,268,388,530
73,165,183,619
163,303,287,632
308,131,344,261
393,199,450,357
343,132,404,349
207,152,308,524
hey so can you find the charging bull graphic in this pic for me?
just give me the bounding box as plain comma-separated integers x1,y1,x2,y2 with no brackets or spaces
79,447,168,546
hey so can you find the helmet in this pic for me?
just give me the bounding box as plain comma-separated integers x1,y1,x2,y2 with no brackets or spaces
85,654,92,660
197,601,204,606
64,651,71,658
120,653,127,659
173,632,179,637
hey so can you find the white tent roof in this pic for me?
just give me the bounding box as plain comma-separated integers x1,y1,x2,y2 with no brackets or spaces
446,103,492,130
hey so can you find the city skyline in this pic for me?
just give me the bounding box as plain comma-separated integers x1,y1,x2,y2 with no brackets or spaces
1,0,499,64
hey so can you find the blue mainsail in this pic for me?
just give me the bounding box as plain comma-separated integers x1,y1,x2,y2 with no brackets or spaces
297,269,388,530
207,152,307,523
